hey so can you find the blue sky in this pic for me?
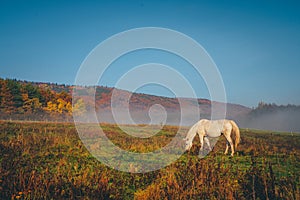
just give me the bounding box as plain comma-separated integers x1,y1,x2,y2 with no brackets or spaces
1,0,300,107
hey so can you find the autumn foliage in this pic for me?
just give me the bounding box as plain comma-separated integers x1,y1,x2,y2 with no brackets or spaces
0,78,86,121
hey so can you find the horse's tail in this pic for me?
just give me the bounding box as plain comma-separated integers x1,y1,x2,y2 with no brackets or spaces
230,120,240,150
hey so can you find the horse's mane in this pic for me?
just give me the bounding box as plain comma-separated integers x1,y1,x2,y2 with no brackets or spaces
185,122,199,139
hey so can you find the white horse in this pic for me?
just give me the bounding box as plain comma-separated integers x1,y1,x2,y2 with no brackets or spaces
184,119,240,156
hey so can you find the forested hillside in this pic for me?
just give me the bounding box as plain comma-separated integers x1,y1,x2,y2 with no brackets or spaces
0,78,85,121
0,78,250,122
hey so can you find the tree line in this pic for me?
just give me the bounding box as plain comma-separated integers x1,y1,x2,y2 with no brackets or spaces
250,101,300,116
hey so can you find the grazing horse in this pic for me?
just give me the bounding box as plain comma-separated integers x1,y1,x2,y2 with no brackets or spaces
184,119,240,156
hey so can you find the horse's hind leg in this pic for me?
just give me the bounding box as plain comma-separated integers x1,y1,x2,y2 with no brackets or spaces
224,141,229,155
223,132,234,156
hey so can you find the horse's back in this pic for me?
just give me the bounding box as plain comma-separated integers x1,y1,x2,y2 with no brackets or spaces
199,119,233,135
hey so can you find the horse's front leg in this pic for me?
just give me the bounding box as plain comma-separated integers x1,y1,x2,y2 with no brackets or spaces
199,134,204,152
204,137,212,151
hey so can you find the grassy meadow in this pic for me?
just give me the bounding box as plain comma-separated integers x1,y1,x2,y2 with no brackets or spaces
0,120,299,199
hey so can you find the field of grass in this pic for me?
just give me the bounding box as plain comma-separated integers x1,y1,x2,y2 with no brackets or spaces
0,120,299,199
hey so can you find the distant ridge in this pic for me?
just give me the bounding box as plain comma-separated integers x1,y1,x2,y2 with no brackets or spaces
0,78,250,124
1,78,300,132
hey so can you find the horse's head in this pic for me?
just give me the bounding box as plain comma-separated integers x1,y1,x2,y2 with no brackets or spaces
184,137,192,151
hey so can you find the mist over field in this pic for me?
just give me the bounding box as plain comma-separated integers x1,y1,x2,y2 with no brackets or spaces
96,102,300,133
240,109,300,133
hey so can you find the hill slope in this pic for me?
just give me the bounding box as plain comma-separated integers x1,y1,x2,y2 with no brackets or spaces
73,84,251,125
0,78,250,124
1,78,300,131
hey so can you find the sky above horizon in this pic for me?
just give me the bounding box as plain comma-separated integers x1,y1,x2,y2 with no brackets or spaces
1,0,300,107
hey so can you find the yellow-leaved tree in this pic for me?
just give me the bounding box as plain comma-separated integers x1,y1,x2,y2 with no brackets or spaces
22,93,42,113
45,101,57,113
73,98,87,116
